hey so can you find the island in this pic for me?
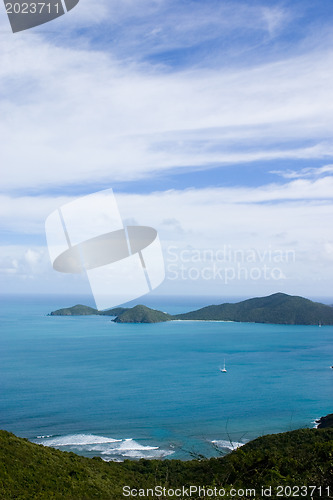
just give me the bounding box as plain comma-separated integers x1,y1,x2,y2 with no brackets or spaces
50,292,333,325
49,305,128,316
172,292,333,324
113,305,172,323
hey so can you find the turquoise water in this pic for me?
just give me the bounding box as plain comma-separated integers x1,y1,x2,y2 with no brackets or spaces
0,295,332,461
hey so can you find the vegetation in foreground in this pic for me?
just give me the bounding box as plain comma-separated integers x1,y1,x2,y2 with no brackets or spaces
1,425,333,499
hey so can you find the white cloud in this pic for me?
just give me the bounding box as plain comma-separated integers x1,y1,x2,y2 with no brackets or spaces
0,246,47,277
0,1,293,57
0,194,72,234
271,164,333,179
1,1,332,299
1,176,332,235
45,1,293,55
0,244,91,294
1,30,333,191
261,6,290,37
0,3,332,193
1,176,332,296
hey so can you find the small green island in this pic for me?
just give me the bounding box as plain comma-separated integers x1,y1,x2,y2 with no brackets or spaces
50,292,333,325
49,304,128,316
113,304,172,323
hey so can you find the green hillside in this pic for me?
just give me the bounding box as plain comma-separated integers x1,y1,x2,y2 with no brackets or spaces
50,305,128,316
1,425,333,499
113,305,172,323
50,293,333,324
174,293,333,325
50,304,99,316
0,430,145,499
100,307,129,317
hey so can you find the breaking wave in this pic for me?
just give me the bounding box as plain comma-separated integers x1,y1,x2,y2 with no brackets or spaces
34,433,174,461
211,439,245,451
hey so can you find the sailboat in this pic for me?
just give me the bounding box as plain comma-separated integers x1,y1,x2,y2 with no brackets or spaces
220,360,227,373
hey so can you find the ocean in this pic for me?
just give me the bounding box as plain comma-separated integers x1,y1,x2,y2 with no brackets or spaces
0,294,332,461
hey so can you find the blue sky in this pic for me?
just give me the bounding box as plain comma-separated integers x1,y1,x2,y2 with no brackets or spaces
0,0,333,301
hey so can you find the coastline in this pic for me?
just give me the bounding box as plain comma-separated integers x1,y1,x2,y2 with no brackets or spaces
27,412,322,462
49,293,333,324
1,423,333,498
170,319,235,323
313,413,333,429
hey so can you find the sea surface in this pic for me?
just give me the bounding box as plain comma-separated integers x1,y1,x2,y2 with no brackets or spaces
0,294,332,461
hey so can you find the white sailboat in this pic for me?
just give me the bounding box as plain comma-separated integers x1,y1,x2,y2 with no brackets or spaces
220,360,227,373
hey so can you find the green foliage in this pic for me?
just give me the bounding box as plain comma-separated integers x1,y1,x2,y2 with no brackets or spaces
50,293,333,324
99,307,129,316
49,305,128,316
174,292,333,325
0,430,148,499
113,305,172,323
1,427,333,499
50,304,99,316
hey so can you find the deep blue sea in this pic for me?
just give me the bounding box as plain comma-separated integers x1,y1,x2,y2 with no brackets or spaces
0,294,332,461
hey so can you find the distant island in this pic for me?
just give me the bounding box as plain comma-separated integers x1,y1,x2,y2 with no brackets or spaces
113,305,172,323
49,304,128,317
50,292,333,325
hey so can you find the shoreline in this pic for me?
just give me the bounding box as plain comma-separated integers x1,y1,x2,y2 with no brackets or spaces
313,413,333,429
27,414,324,462
170,319,235,323
1,424,333,498
49,293,333,325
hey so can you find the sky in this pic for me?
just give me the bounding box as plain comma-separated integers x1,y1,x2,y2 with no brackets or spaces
0,0,333,303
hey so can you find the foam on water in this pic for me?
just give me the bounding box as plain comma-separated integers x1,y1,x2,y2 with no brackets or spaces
211,439,245,451
36,434,121,447
313,418,321,428
116,438,158,451
34,434,174,461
